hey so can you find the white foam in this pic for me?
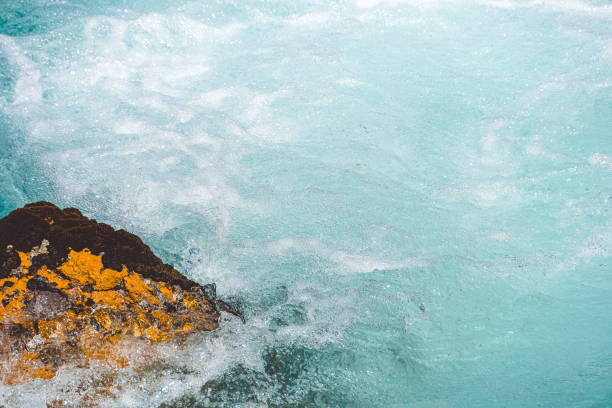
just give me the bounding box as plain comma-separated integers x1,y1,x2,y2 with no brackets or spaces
0,324,266,407
242,89,290,125
576,218,612,261
473,181,520,204
0,10,266,247
285,12,330,27
198,88,234,108
339,77,366,88
349,0,612,20
267,237,425,273
588,153,612,169
354,0,407,9
474,0,612,18
113,120,155,134
480,118,505,163
0,35,42,105
489,231,510,241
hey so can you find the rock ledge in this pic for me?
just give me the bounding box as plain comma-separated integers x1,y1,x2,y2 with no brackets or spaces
0,202,220,385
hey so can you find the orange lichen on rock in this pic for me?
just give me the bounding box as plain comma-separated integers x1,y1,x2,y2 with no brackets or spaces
91,289,125,307
17,251,32,269
123,272,159,304
0,276,30,321
0,248,220,385
57,249,128,290
37,265,71,289
0,202,235,386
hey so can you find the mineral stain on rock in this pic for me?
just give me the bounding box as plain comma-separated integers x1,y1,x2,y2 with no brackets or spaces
0,202,223,385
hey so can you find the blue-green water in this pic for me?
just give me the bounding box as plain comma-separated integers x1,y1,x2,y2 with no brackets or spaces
1,0,611,406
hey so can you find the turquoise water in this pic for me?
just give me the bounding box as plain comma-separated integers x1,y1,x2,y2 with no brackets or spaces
1,0,611,406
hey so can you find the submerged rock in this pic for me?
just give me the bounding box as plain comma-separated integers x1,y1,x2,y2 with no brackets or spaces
0,201,221,385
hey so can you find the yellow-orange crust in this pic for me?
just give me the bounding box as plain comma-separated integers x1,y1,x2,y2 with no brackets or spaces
0,248,219,385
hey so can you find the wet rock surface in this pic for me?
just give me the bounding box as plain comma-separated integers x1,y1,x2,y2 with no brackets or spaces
0,202,221,385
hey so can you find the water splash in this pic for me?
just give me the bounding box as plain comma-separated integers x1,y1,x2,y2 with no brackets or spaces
1,0,611,406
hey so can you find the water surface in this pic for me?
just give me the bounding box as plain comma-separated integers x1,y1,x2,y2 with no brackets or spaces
1,0,611,406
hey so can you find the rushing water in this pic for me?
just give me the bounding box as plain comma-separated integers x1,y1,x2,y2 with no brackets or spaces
1,0,611,406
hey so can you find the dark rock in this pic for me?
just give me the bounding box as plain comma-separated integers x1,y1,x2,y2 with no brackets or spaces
216,298,246,323
200,282,216,300
0,246,19,278
0,201,199,290
25,275,57,292
0,201,225,385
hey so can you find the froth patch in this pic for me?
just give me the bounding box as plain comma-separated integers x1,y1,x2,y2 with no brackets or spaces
285,12,330,27
474,0,612,18
113,120,154,135
267,237,425,273
589,153,612,169
0,35,42,105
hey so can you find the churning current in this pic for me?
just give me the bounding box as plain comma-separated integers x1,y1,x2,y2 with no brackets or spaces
0,0,611,406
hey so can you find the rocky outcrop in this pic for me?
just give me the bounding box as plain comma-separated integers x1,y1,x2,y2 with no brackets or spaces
0,202,221,385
